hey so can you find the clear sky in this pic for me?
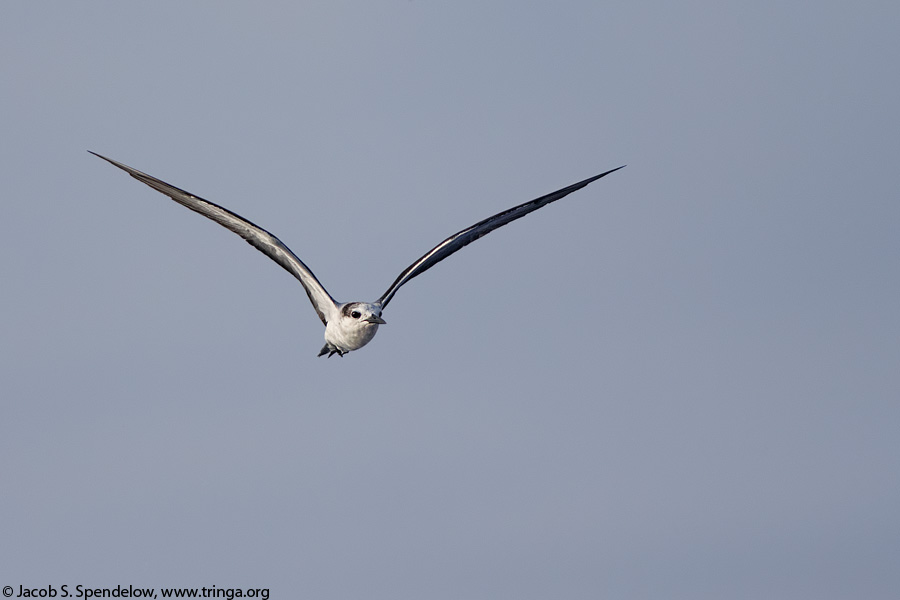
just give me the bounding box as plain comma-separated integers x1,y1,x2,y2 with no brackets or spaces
2,2,898,598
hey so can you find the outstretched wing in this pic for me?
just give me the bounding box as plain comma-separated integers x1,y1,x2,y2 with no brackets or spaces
90,152,338,325
377,165,625,309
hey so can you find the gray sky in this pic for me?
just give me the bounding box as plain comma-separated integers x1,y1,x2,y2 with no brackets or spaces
2,2,898,598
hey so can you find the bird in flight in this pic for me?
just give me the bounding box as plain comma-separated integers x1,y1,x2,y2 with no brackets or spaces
91,152,624,357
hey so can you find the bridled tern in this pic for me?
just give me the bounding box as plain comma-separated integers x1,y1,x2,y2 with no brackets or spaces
91,152,624,357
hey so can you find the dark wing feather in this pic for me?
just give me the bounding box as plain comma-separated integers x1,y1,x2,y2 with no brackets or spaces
90,152,337,325
377,165,625,308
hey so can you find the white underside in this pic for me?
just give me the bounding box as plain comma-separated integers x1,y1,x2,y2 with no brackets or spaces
324,319,380,354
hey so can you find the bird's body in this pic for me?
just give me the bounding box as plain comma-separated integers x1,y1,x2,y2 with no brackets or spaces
91,152,623,356
323,302,386,357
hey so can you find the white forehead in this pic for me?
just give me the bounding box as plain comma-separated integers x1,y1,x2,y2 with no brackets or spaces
342,302,381,316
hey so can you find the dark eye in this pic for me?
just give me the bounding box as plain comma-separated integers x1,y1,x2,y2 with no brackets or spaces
351,311,361,319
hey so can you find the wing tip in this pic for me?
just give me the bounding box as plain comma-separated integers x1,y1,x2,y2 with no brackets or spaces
88,150,120,168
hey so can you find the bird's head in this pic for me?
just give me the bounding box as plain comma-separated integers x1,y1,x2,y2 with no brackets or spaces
340,302,386,328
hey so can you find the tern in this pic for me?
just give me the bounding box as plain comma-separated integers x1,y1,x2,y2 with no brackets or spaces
91,152,624,357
